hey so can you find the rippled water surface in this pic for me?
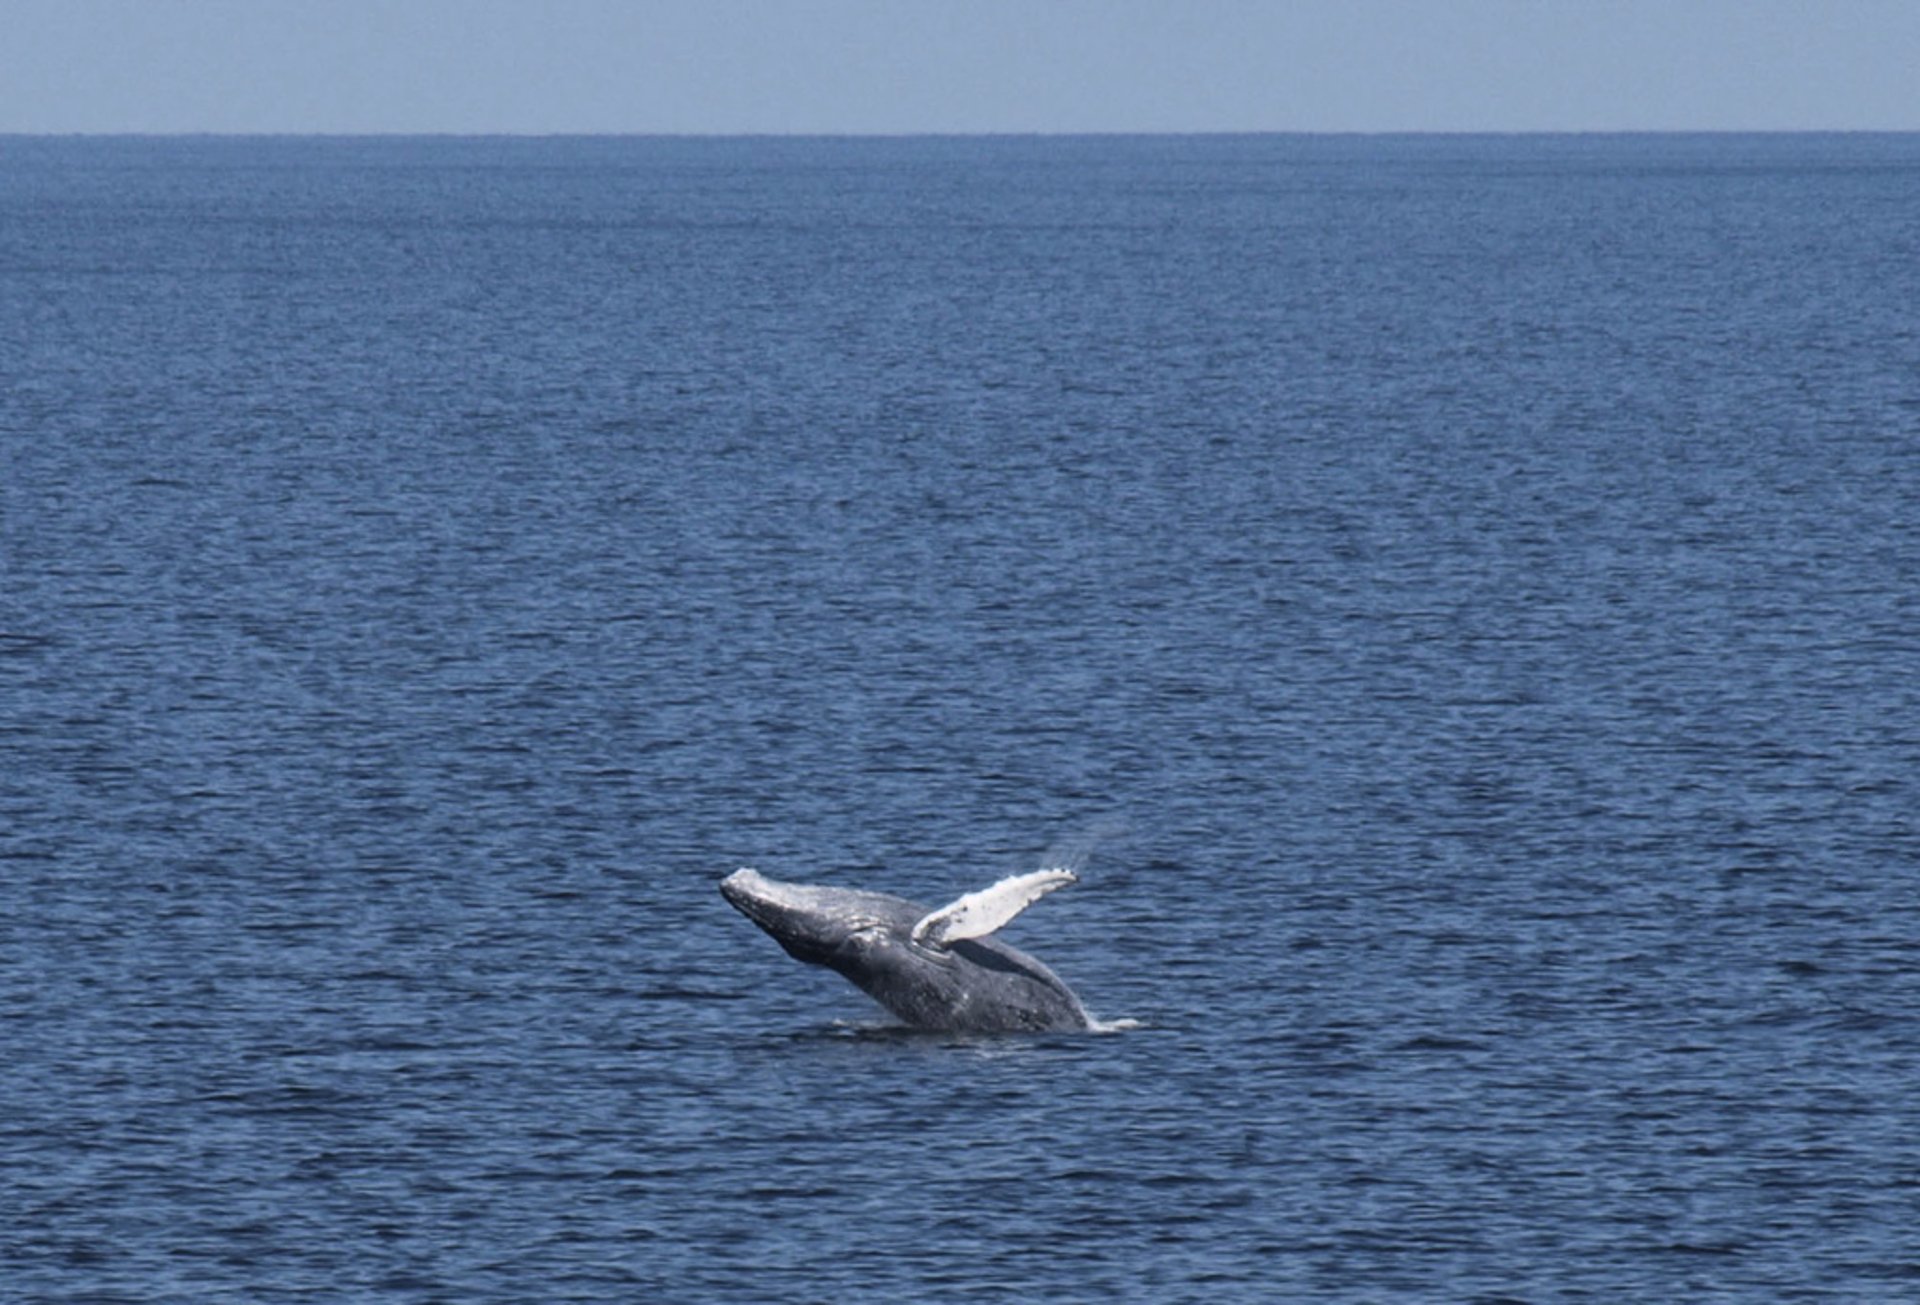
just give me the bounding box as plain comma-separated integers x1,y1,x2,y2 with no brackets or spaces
4,134,1919,1301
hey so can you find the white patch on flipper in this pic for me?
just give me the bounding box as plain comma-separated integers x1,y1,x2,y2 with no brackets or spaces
910,868,1078,948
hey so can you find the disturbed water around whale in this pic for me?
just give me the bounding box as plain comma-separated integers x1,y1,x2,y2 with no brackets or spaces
4,134,1919,1300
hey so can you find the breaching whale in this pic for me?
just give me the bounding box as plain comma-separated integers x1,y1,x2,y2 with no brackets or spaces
719,866,1092,1033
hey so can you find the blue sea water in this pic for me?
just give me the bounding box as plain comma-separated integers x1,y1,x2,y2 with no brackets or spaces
2,133,1918,1301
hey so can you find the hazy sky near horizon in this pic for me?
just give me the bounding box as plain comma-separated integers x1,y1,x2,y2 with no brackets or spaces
5,0,1918,135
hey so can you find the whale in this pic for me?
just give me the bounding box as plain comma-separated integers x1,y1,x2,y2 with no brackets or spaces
719,866,1092,1033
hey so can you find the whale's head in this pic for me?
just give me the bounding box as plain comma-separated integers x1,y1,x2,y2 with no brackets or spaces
719,868,921,971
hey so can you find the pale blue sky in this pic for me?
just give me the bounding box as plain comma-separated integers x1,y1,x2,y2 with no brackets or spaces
4,0,1918,134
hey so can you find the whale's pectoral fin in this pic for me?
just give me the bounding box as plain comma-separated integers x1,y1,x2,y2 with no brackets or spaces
910,868,1078,948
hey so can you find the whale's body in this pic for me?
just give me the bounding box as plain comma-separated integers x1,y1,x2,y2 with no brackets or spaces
719,867,1092,1033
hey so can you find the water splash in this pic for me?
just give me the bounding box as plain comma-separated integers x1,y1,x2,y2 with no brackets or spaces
1037,817,1130,877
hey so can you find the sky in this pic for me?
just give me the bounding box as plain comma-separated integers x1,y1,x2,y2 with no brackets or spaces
4,0,1918,135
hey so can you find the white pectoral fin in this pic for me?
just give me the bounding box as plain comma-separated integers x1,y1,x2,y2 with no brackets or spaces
910,868,1078,947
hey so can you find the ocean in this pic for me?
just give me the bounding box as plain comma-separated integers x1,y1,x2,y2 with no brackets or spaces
3,133,1917,1301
